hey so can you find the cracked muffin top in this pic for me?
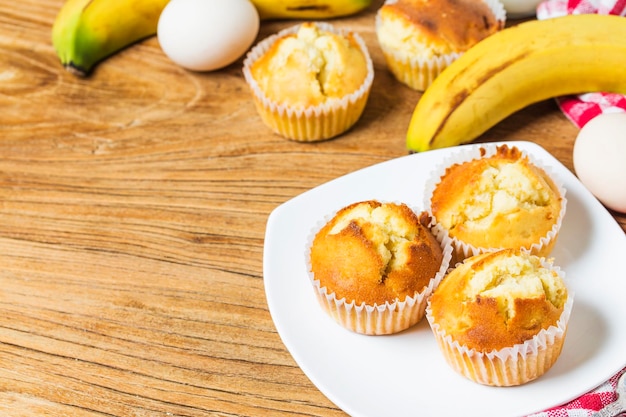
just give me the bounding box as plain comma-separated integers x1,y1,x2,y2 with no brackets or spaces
429,145,564,256
249,22,369,108
428,249,568,352
309,200,445,306
376,0,504,59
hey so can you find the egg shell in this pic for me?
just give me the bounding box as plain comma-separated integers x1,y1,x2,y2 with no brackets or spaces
157,0,260,72
499,0,541,18
573,112,626,213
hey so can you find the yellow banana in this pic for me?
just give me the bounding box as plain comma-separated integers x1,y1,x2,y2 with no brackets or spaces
406,14,626,152
251,0,372,20
52,0,170,76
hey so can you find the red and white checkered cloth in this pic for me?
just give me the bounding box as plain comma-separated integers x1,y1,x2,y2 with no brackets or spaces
536,0,626,128
527,367,626,416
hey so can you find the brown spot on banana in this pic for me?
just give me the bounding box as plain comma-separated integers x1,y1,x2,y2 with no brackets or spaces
286,5,331,12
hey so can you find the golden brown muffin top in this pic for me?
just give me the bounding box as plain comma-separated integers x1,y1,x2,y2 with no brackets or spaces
309,200,444,306
430,145,563,251
377,0,503,57
429,249,568,352
250,22,369,108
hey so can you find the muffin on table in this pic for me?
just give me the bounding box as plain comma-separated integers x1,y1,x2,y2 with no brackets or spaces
426,249,573,386
243,22,374,142
375,0,505,91
307,200,452,335
426,144,566,262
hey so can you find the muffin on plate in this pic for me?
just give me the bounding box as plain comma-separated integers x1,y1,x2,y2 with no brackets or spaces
426,144,566,262
243,22,374,142
307,200,452,335
375,0,505,91
426,249,573,386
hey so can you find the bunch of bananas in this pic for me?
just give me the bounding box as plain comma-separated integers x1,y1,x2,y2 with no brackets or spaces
51,0,373,76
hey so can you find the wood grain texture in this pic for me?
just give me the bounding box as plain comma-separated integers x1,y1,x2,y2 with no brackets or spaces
1,1,624,416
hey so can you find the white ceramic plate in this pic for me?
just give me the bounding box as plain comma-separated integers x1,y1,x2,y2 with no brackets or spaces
263,141,626,417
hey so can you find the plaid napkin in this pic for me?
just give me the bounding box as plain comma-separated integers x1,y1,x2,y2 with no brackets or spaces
526,366,626,416
535,0,626,128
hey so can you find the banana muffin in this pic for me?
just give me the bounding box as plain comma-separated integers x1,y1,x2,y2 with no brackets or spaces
308,200,452,335
426,144,566,261
427,249,573,386
243,22,374,142
375,0,505,90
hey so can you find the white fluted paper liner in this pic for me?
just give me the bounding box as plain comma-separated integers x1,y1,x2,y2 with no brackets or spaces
424,143,567,263
375,0,506,91
242,22,374,142
305,201,453,335
426,289,574,387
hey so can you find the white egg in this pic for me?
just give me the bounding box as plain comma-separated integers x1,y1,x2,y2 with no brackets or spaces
573,112,626,213
157,0,260,72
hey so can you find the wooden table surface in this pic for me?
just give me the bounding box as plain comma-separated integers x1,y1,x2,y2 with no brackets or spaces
1,1,625,416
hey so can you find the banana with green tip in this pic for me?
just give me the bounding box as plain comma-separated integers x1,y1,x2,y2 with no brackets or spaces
406,14,626,152
52,0,170,76
251,0,373,20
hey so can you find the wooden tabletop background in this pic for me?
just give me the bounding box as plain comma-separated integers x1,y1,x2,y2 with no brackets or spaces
1,1,625,416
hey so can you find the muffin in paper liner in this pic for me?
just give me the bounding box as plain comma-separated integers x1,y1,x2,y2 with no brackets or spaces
426,250,574,386
242,22,374,142
375,0,506,91
305,200,453,335
426,292,574,387
424,144,567,263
